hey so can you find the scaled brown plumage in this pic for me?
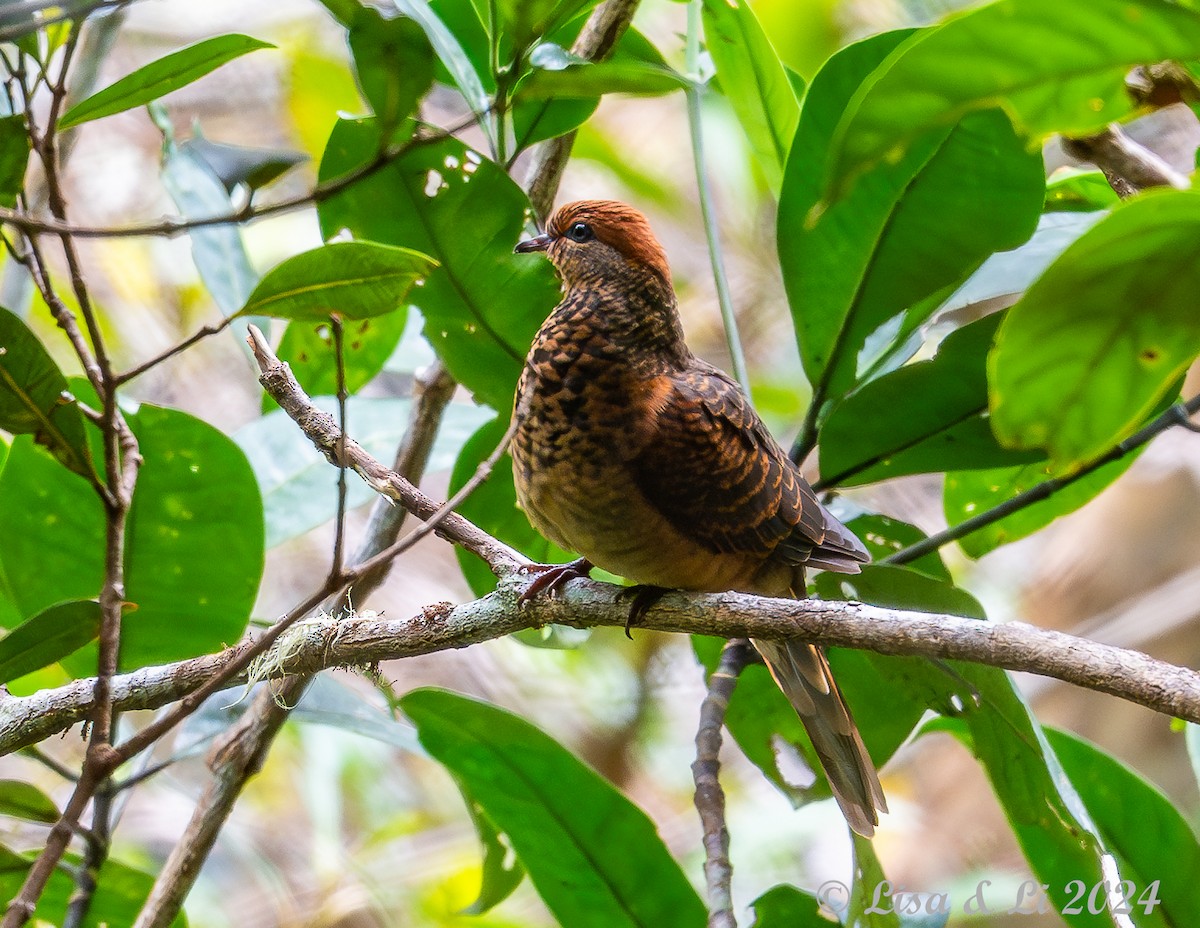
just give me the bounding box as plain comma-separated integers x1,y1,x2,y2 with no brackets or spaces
512,200,885,836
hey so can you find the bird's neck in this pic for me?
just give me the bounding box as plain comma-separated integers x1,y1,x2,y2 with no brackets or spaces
559,271,689,368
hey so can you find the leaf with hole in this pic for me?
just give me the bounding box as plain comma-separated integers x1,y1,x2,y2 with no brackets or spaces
59,34,274,129
237,242,436,322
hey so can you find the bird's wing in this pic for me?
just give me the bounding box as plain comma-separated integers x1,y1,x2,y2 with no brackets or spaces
629,362,868,572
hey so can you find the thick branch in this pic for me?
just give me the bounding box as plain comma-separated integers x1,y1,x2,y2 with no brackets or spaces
4,581,1200,756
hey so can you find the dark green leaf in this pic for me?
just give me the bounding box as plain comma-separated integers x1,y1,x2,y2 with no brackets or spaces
489,0,599,60
265,310,409,412
1047,727,1199,928
0,307,93,479
349,7,435,137
0,599,100,684
823,0,1200,201
0,404,264,678
0,115,30,208
183,135,307,192
317,0,360,27
819,313,1043,487
59,34,274,129
750,885,828,928
318,118,559,409
395,0,491,119
842,512,949,581
237,242,435,321
701,0,799,194
778,32,1043,423
402,688,707,928
0,780,59,824
1045,169,1121,213
990,190,1200,468
450,415,574,597
236,396,490,548
944,453,1141,559
515,58,688,99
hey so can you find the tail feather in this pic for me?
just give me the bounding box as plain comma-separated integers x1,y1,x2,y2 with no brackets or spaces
752,638,886,837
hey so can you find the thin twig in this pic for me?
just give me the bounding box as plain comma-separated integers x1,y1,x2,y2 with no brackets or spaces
685,0,748,394
113,316,234,385
18,747,78,782
692,639,751,928
885,396,1200,566
330,315,349,582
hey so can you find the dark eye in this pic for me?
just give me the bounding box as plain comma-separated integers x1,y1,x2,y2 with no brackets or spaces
565,221,594,243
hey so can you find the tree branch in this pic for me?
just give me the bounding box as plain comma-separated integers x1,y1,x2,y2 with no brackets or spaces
1062,124,1190,196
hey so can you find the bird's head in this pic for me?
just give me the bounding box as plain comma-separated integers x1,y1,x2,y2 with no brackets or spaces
515,200,673,295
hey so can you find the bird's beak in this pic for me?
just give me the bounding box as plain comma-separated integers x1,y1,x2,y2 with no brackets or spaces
515,233,552,254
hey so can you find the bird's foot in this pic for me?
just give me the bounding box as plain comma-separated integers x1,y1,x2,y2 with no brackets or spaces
616,585,671,639
517,557,594,605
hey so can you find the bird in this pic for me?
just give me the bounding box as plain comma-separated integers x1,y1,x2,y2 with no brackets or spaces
511,199,885,836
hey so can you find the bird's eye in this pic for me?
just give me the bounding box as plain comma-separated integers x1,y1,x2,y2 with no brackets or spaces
565,221,594,243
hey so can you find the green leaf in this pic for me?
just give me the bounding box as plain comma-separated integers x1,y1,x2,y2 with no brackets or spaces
750,886,828,928
0,847,187,928
989,190,1200,468
514,57,689,99
236,396,490,548
778,31,1043,424
819,312,1043,487
349,7,435,137
449,415,574,596
395,0,492,121
0,780,59,824
402,688,707,928
1044,169,1122,213
849,835,902,928
318,118,559,409
236,242,436,321
59,34,274,129
0,307,94,480
1047,727,1199,928
842,511,950,581
265,310,409,412
0,404,264,678
488,0,599,60
944,453,1141,559
0,599,100,684
461,799,526,914
0,115,30,207
823,0,1200,201
701,0,799,194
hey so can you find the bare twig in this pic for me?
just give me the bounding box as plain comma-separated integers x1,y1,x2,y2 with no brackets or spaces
113,316,234,385
330,315,349,582
692,639,751,928
885,397,1200,565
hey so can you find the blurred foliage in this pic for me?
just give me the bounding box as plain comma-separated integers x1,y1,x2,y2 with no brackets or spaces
2,0,1200,926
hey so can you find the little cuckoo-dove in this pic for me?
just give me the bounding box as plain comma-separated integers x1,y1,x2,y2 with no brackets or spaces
511,200,885,836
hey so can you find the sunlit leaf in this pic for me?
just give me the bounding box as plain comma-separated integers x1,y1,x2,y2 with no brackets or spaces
1044,169,1121,213
402,688,707,928
0,599,100,684
515,57,688,99
823,0,1200,201
237,242,435,321
59,34,274,129
990,190,1200,468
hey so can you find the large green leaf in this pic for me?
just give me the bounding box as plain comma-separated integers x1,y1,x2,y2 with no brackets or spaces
702,0,799,195
264,310,409,412
0,307,93,480
59,34,274,129
0,599,100,684
395,0,492,121
236,396,491,548
944,452,1142,559
778,31,1043,439
348,6,434,138
819,312,1043,487
236,242,435,321
822,0,1200,201
402,688,707,928
0,115,30,208
989,190,1200,468
318,118,559,410
1046,727,1199,928
0,404,264,677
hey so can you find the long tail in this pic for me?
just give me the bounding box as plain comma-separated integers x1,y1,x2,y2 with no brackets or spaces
751,638,887,837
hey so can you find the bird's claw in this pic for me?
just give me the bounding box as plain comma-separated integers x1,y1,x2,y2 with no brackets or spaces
617,585,670,639
517,557,594,605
